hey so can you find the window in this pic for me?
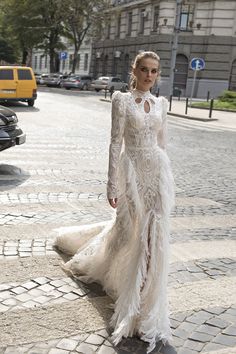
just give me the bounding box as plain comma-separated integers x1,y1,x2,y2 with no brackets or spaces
173,54,188,91
123,53,129,82
0,69,14,80
84,53,88,71
111,78,121,82
140,9,146,34
103,55,108,75
153,6,159,31
39,55,43,70
76,54,80,70
69,54,74,71
117,14,121,38
34,56,38,69
179,4,194,31
127,12,132,36
106,19,111,39
17,69,32,80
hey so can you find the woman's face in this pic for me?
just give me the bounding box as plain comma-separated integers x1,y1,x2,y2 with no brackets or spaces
133,57,159,91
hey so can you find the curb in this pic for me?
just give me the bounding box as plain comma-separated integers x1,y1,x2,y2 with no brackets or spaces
168,112,218,122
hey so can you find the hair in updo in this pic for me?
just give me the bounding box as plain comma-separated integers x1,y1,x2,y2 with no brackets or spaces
129,51,161,90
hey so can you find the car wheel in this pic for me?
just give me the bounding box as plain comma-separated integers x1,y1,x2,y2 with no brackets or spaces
95,89,100,92
28,99,35,107
65,87,71,90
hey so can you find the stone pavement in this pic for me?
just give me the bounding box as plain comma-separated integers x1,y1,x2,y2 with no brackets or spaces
0,90,235,354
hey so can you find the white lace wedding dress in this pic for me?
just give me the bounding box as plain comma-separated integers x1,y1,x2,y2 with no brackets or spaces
55,89,175,353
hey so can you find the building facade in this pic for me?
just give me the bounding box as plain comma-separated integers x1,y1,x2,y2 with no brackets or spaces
31,37,92,76
90,0,236,98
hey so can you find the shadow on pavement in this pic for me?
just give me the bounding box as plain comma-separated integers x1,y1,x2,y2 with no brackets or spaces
0,101,40,112
0,164,30,190
54,247,178,354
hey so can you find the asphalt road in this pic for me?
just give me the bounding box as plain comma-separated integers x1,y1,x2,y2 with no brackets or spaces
0,87,235,354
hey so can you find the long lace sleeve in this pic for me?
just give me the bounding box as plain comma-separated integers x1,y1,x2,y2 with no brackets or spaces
107,91,125,199
157,97,168,150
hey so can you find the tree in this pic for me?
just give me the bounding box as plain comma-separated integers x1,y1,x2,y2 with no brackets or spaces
0,0,45,65
63,0,110,73
36,0,67,72
0,38,16,63
0,0,66,71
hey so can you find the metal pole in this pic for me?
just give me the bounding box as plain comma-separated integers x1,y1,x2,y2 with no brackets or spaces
209,99,214,118
185,98,188,115
190,69,197,106
169,0,182,97
169,95,173,111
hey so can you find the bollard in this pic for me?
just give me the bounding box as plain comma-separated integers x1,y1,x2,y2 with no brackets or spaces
185,98,188,115
209,99,214,118
105,88,107,99
169,95,172,111
207,91,210,102
110,87,114,99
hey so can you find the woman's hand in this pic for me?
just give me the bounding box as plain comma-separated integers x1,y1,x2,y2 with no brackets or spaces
108,198,118,208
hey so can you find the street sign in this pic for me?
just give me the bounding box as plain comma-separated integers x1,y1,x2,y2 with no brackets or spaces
190,57,205,71
59,52,68,60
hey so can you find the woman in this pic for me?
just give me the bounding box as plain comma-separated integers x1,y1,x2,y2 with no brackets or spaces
55,51,175,353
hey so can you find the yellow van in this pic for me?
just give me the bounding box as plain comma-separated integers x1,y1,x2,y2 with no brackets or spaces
0,66,37,106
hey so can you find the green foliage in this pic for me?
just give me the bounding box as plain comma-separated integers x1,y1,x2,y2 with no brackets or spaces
0,37,16,63
0,0,110,71
191,100,236,111
218,90,236,102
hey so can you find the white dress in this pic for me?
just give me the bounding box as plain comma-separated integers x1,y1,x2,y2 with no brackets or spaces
55,89,175,353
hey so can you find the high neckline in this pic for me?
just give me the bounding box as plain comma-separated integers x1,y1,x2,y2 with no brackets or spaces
132,88,152,99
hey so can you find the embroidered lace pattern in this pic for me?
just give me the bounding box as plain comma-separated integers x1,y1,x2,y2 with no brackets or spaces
55,89,175,353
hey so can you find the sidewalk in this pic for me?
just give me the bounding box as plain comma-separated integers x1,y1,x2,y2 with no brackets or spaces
168,98,236,131
100,95,236,131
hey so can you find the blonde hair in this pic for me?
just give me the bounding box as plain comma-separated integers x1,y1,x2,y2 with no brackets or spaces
130,51,161,90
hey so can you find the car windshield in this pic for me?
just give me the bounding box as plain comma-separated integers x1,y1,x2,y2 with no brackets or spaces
50,74,60,78
98,77,109,81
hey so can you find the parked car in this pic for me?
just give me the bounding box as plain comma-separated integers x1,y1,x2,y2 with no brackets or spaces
35,73,49,85
0,66,37,106
91,76,128,92
0,105,26,151
45,73,68,87
61,75,93,90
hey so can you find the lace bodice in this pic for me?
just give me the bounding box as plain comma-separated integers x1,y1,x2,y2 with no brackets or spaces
107,90,168,199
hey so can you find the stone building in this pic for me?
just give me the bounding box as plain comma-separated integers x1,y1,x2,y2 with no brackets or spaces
90,0,236,98
31,37,92,76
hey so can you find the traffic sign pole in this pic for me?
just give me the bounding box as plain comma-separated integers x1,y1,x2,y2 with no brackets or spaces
189,57,205,105
190,69,197,106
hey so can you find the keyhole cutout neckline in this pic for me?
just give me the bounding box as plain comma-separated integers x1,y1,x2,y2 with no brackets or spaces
135,98,151,113
132,89,155,114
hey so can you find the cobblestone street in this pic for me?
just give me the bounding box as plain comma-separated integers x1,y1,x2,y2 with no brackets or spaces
0,88,235,354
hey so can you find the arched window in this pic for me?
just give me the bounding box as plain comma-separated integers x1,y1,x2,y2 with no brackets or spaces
103,55,108,75
94,58,100,79
113,57,118,76
229,59,236,91
174,54,188,92
123,54,129,82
